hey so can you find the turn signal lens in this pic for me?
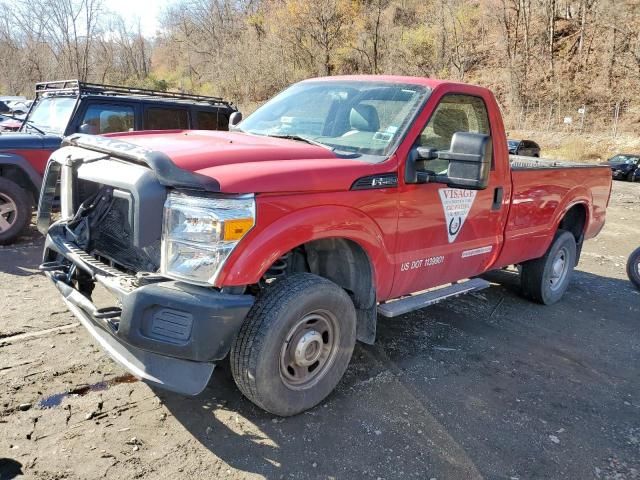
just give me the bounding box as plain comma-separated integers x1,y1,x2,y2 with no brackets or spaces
223,218,254,241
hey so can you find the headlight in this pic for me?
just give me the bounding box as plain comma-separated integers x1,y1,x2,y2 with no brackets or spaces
161,192,255,285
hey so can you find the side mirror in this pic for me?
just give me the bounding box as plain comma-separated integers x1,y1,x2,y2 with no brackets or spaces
229,111,242,130
404,147,438,184
405,132,491,190
78,123,93,134
440,132,491,190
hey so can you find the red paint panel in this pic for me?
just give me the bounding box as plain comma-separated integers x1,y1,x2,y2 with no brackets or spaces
216,187,399,299
7,149,55,175
494,167,610,268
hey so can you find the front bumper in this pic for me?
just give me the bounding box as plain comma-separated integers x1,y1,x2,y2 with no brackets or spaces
42,231,254,395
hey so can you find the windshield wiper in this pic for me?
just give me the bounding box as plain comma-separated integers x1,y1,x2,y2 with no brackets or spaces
266,133,334,151
22,120,47,135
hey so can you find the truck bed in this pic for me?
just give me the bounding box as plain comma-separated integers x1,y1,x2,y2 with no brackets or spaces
494,156,612,268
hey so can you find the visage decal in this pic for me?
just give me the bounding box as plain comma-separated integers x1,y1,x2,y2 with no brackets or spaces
438,188,477,243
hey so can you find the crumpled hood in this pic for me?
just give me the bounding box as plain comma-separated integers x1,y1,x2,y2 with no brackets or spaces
106,130,393,193
0,131,62,150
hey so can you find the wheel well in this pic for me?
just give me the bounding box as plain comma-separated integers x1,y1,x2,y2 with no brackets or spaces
558,203,587,263
0,164,37,202
261,238,377,344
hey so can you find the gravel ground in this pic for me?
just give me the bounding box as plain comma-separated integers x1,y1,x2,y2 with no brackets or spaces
1,180,639,480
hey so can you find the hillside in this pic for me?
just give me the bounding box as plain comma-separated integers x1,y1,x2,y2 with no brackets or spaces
1,0,639,141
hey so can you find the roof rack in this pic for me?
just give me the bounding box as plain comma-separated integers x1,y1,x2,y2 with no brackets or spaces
34,79,233,108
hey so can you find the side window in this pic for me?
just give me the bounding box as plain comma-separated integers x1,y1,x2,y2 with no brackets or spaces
417,95,490,174
80,104,134,134
144,107,189,130
197,110,219,130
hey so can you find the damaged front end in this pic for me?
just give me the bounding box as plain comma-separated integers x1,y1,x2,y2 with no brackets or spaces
37,137,254,395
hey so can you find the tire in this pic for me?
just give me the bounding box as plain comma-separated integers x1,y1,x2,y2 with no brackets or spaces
0,177,32,245
627,247,640,291
520,229,577,305
230,273,357,416
627,171,635,182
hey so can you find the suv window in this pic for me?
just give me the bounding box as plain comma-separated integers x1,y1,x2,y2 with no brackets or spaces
417,94,490,174
145,107,189,130
197,110,220,130
80,104,134,134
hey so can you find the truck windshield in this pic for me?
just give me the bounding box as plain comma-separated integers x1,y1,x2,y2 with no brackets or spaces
20,96,76,135
238,80,429,161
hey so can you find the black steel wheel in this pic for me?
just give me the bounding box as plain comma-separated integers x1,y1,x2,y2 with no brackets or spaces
230,273,356,416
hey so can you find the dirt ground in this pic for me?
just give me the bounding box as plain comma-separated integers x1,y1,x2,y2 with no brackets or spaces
1,180,639,480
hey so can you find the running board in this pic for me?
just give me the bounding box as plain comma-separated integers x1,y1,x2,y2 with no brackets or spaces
377,278,490,318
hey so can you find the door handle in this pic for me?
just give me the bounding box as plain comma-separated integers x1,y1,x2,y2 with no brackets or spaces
492,187,504,210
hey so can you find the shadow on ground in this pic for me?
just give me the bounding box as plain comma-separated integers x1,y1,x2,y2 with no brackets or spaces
160,269,640,479
0,458,23,480
0,225,43,276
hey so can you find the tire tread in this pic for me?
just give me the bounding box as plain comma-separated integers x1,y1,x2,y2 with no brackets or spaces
520,229,576,305
230,273,343,412
0,177,32,245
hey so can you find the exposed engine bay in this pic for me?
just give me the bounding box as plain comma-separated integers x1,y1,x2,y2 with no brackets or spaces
65,184,161,274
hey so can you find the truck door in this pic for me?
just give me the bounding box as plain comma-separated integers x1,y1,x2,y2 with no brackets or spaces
391,92,510,298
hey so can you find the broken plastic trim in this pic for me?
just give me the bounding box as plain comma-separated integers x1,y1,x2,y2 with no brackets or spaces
62,133,221,192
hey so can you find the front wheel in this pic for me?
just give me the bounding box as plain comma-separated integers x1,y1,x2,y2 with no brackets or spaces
0,177,33,245
230,273,357,416
520,229,577,305
627,247,640,291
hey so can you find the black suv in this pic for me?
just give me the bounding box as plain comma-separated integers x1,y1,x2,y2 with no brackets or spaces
605,154,640,181
507,139,541,157
0,80,237,245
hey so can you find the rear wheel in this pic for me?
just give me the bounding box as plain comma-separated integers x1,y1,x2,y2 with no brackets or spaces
520,229,577,305
627,247,640,291
0,178,32,245
230,273,356,416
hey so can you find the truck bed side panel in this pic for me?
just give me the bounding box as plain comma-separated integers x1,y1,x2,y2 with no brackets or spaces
494,165,611,268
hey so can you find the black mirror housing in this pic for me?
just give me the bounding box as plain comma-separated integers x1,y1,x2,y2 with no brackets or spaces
404,147,438,183
405,132,491,189
441,132,491,190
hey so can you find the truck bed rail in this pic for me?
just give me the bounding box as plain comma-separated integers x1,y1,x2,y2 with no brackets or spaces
509,155,608,170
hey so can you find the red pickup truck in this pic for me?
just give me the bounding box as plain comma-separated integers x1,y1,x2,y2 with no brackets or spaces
38,76,612,416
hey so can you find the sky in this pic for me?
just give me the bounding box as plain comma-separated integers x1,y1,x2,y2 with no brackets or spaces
106,0,167,37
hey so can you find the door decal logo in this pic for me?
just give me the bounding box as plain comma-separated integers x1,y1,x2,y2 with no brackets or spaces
438,188,477,243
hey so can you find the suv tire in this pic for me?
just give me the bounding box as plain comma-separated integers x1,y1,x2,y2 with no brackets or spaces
520,229,577,305
0,178,32,245
627,247,640,291
230,273,356,416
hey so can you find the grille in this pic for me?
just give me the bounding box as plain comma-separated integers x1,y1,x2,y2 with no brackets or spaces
74,179,161,273
91,196,161,272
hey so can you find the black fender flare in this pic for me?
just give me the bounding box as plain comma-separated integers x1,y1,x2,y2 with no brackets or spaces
0,152,43,192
